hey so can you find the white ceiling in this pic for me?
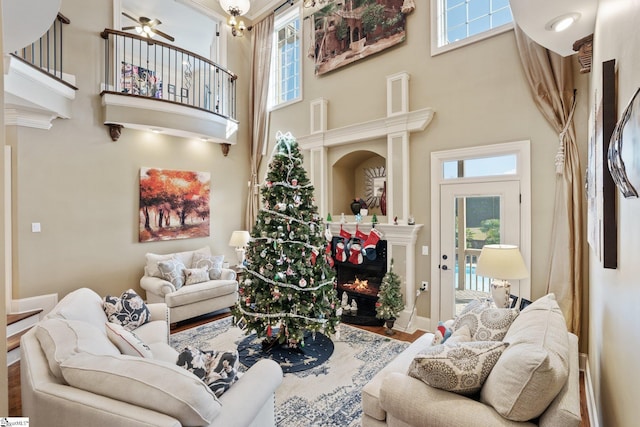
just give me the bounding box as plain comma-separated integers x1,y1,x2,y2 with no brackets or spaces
510,0,597,57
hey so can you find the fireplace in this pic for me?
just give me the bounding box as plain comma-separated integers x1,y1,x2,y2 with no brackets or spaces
332,236,387,326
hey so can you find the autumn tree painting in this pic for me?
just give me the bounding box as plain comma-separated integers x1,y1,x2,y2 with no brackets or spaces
139,167,211,242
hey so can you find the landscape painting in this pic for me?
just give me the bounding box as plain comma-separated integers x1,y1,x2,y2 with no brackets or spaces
139,167,210,242
311,0,410,75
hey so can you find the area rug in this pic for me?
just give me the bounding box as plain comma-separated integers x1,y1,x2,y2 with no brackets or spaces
170,317,410,427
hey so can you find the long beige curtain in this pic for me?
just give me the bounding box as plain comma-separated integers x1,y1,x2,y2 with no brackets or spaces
244,16,274,231
514,25,583,336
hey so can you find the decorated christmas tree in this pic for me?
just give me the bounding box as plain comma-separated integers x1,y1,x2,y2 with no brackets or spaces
376,260,404,321
233,132,339,348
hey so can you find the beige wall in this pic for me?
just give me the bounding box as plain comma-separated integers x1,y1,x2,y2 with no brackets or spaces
8,0,252,301
268,4,589,320
589,1,640,425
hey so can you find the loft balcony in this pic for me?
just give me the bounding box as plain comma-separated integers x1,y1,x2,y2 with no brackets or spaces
4,13,78,129
100,29,238,153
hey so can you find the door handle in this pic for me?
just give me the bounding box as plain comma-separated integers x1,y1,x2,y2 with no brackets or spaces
441,265,448,270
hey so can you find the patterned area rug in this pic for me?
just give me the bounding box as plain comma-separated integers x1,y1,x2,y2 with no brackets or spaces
170,317,410,427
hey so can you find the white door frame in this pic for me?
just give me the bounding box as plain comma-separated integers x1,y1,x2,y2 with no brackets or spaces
430,140,531,329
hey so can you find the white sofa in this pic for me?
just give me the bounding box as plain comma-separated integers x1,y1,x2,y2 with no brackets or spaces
140,247,239,324
21,287,283,427
362,294,581,427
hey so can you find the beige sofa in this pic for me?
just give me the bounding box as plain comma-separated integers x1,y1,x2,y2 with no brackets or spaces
140,247,239,324
362,294,581,427
21,287,283,427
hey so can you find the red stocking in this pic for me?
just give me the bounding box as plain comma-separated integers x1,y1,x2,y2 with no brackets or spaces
335,241,347,263
363,228,383,260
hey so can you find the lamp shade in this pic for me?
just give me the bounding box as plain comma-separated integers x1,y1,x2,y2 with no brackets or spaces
219,0,251,16
475,244,528,280
228,230,251,248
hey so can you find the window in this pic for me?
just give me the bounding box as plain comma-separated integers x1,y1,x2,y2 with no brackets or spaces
269,6,302,109
443,154,517,179
431,0,513,55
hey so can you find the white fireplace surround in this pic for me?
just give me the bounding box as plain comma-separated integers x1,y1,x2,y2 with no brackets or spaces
297,72,434,332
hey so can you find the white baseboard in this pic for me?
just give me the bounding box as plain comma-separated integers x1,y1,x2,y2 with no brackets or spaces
10,293,58,317
580,353,599,427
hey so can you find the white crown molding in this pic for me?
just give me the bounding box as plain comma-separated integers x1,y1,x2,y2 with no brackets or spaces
4,109,56,129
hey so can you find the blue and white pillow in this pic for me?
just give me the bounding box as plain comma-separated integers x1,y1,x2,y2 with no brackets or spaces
177,346,240,397
103,289,150,331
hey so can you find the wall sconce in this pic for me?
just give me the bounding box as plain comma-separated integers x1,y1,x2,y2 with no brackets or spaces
219,0,251,37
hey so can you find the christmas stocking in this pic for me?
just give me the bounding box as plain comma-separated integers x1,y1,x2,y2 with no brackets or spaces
339,225,352,241
363,228,383,260
349,242,364,265
325,243,334,267
355,226,368,241
311,248,319,265
324,224,333,242
335,241,347,263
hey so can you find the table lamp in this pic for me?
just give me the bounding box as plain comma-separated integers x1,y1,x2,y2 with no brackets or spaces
475,244,528,308
228,230,251,266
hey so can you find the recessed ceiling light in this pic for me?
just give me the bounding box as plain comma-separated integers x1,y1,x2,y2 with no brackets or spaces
546,13,581,32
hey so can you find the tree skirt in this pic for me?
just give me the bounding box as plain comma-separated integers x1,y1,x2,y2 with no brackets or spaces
237,331,334,373
171,317,410,427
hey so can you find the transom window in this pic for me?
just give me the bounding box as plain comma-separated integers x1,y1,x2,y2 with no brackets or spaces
431,0,513,55
443,154,518,180
269,6,302,109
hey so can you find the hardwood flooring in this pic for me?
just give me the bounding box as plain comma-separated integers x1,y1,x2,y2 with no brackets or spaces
7,313,590,426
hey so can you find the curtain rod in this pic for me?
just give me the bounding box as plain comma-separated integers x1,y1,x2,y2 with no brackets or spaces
274,0,294,14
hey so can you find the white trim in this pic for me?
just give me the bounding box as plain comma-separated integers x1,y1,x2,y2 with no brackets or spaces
11,293,58,318
386,72,410,117
430,0,514,57
580,353,600,427
4,146,12,314
430,140,531,330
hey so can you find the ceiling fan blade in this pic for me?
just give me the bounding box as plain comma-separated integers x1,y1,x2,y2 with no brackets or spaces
152,28,175,42
122,11,141,24
148,18,161,27
122,26,137,31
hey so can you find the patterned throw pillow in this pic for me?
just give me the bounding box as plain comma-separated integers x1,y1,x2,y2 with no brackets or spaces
177,346,241,397
184,267,210,286
105,322,153,358
192,252,225,280
408,341,508,395
103,289,150,331
158,258,187,289
453,301,518,341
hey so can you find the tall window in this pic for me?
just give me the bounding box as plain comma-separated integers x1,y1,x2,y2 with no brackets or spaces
269,6,301,109
431,0,513,55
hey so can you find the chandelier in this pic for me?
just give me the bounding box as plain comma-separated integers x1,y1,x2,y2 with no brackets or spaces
219,0,251,37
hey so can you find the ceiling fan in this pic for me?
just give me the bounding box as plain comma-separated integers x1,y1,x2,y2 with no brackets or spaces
122,12,175,42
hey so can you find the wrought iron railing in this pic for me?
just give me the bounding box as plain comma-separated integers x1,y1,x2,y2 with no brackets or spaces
12,13,71,82
100,29,237,121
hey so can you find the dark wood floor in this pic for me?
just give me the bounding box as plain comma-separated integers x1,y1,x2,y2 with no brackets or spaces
7,313,590,426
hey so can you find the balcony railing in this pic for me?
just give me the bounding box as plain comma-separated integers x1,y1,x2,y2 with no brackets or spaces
12,13,72,84
456,248,491,293
100,29,237,121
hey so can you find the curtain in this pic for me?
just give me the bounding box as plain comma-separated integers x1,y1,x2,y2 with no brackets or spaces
244,16,274,231
514,25,583,336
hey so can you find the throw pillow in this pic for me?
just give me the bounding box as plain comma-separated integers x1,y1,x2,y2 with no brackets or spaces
408,341,508,395
35,318,121,380
103,289,151,331
184,267,210,286
105,322,153,358
60,352,221,426
144,253,175,278
431,321,453,345
177,346,241,398
192,252,225,280
453,301,518,341
158,258,187,289
445,324,472,345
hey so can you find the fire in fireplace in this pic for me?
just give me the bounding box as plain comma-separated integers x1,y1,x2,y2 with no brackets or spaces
332,236,387,326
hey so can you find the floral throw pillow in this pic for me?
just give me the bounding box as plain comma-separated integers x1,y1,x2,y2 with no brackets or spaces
103,289,150,331
158,258,187,289
192,252,225,280
408,341,508,395
184,267,210,286
177,346,241,397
